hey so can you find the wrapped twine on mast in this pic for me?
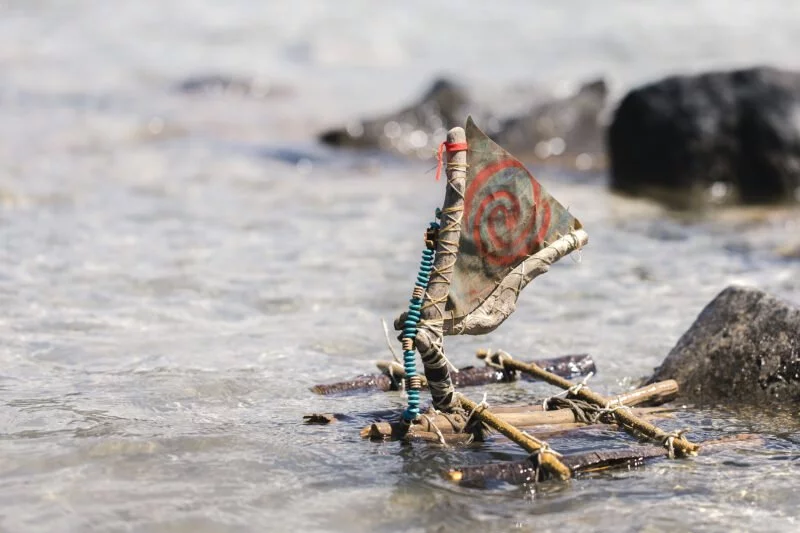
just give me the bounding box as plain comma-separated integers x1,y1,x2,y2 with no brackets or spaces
413,128,469,413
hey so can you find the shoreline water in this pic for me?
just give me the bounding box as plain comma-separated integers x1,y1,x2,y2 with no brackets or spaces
1,2,799,531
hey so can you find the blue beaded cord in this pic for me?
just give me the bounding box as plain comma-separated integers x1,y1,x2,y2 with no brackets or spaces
401,218,439,421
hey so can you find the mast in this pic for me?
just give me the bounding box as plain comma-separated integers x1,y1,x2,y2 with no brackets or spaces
413,127,467,412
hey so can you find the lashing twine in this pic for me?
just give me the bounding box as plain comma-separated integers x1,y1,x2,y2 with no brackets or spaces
483,349,517,381
419,413,448,446
598,397,633,419
663,429,690,459
415,320,459,410
484,350,511,371
464,392,489,429
544,396,633,425
434,141,468,181
542,372,594,410
526,436,563,458
526,438,564,485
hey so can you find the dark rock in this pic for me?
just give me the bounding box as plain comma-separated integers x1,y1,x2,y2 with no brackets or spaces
648,285,800,405
608,66,800,208
318,78,469,158
318,78,608,169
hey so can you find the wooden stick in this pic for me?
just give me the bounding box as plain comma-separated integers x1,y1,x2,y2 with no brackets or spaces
447,434,762,486
363,414,677,446
515,353,597,383
492,406,670,427
413,126,468,411
380,352,597,389
488,379,679,412
362,421,565,442
310,353,597,396
367,423,586,446
479,350,700,457
457,394,572,480
599,378,679,407
358,379,676,438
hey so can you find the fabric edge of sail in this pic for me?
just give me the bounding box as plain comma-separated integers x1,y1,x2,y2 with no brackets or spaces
445,116,583,320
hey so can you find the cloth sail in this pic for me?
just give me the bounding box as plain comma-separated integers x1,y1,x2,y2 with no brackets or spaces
446,117,582,320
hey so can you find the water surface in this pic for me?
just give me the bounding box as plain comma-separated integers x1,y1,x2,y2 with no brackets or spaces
1,1,799,531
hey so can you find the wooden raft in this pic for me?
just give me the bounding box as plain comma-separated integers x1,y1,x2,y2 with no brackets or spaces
305,122,754,487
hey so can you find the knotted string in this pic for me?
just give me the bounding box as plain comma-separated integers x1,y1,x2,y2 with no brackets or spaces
663,429,690,459
434,141,469,181
542,372,594,410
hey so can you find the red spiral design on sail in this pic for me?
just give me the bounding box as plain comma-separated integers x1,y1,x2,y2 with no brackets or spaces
464,159,551,267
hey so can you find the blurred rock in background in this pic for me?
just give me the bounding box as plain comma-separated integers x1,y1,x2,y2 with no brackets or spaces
608,66,800,209
318,77,609,171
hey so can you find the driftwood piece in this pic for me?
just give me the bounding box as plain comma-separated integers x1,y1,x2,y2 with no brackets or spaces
447,434,763,487
310,374,400,396
481,350,700,457
361,406,671,438
600,378,679,407
360,379,676,438
310,353,596,396
372,423,587,446
412,127,468,412
401,431,476,445
363,416,676,447
446,352,596,387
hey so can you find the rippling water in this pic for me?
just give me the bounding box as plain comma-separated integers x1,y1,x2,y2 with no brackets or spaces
1,1,799,531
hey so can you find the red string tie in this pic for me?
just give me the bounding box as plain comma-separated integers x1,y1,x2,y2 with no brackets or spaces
435,141,468,181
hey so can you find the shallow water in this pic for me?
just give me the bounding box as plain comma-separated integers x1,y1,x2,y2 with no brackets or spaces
1,1,800,532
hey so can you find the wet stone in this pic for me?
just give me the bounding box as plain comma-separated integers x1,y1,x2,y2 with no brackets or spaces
648,285,800,405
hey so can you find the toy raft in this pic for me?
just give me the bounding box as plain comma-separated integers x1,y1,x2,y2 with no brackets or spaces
307,118,761,487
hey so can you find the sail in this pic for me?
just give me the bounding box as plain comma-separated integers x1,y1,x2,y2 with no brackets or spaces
446,117,582,320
